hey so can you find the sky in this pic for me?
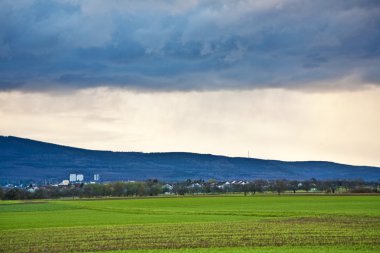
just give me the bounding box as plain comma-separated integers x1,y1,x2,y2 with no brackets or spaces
0,0,380,166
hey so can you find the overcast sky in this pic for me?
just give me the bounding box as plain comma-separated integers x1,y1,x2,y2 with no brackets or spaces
1,0,380,166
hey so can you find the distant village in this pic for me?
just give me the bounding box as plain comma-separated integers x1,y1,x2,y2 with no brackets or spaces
2,173,100,190
1,173,379,200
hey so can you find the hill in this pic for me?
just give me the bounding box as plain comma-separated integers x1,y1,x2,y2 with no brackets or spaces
0,136,379,183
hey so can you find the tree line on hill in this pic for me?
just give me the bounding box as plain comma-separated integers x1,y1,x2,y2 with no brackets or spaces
0,178,379,200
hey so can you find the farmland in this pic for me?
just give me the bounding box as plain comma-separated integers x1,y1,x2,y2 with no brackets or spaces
0,195,379,252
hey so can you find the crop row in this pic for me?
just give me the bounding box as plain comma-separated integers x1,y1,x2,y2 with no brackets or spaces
1,217,379,253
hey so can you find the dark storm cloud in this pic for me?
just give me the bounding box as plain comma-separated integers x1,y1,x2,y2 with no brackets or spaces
0,0,379,91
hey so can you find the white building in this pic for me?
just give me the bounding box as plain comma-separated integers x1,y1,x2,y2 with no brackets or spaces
76,174,84,182
162,184,173,191
94,174,100,181
59,180,70,186
69,174,77,182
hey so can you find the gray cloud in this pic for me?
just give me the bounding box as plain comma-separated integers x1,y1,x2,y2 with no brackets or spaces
0,0,379,91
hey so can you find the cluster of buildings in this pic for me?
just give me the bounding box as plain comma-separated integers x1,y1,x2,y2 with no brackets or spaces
217,180,248,189
0,173,102,194
58,173,100,186
160,180,251,194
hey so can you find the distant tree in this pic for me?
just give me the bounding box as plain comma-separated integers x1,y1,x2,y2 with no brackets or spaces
318,180,336,194
342,180,356,192
145,179,163,196
83,184,94,197
3,188,21,200
137,182,146,196
242,183,250,196
0,188,3,200
104,183,113,196
202,182,212,193
353,179,365,188
49,187,61,198
67,187,81,199
173,184,187,195
301,180,312,192
148,184,162,196
328,181,337,194
125,182,138,196
253,180,266,194
112,182,127,197
33,188,49,199
241,182,256,196
289,180,299,194
93,184,106,197
273,180,287,195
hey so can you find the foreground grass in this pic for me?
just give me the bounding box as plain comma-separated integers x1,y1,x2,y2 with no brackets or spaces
1,195,379,252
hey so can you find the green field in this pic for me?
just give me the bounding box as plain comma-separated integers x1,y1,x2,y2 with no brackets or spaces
1,195,379,252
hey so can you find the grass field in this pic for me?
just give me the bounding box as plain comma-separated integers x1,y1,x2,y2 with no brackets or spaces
0,195,379,252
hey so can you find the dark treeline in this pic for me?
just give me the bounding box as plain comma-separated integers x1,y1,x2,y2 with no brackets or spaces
1,178,379,200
